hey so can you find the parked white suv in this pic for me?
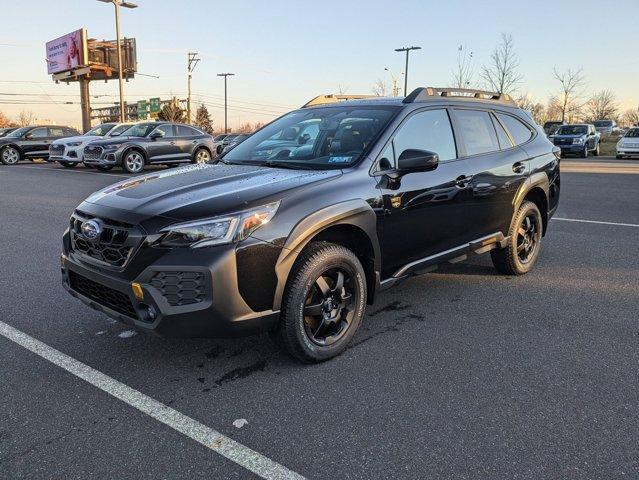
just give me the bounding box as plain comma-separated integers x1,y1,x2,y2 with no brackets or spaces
593,119,618,136
48,122,135,168
616,127,639,159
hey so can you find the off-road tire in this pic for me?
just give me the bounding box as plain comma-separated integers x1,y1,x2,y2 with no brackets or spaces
277,241,367,363
491,201,543,276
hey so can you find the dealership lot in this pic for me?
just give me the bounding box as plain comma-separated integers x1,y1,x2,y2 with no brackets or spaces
0,160,638,479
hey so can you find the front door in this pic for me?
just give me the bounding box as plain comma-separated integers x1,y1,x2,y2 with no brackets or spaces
146,124,181,162
375,108,473,278
21,127,51,158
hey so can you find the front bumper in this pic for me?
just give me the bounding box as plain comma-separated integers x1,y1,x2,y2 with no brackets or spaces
556,143,586,154
61,233,280,338
617,146,639,156
48,147,83,163
83,149,121,166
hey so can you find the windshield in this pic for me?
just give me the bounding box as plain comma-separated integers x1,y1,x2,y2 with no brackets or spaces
624,128,639,138
223,105,398,169
85,123,116,136
593,120,613,127
556,125,587,135
108,124,132,137
7,127,32,138
213,134,227,141
119,123,157,137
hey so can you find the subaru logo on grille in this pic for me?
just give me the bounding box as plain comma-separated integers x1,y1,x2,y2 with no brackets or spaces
80,219,102,241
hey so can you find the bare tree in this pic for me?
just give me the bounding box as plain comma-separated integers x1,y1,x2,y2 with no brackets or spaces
0,110,12,128
552,67,586,123
372,78,389,96
158,98,185,122
337,84,349,95
585,90,618,122
516,93,546,125
17,110,36,126
481,33,523,94
451,44,475,89
622,107,639,127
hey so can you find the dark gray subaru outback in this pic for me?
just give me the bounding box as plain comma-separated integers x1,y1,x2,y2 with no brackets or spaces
61,87,560,362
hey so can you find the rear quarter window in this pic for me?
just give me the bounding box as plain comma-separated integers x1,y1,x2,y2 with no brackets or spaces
496,113,533,145
454,110,500,156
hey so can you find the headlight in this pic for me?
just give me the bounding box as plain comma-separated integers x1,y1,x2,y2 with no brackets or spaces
157,201,280,248
572,137,585,144
103,144,119,150
66,142,82,147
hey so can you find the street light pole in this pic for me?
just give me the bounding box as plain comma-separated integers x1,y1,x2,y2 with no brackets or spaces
187,52,200,124
394,46,421,96
217,73,234,133
98,0,137,122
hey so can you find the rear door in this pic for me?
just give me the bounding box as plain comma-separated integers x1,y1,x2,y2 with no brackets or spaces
450,108,530,239
21,127,51,158
175,125,201,160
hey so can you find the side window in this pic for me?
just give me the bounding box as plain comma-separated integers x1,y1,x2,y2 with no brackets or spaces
155,124,174,137
496,113,533,145
177,125,199,136
454,110,500,156
378,142,394,170
392,109,457,165
491,114,512,150
29,127,48,138
48,127,65,137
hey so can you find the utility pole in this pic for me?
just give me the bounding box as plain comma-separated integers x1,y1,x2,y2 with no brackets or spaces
79,77,91,132
98,0,138,122
394,46,421,96
187,52,200,124
217,72,235,134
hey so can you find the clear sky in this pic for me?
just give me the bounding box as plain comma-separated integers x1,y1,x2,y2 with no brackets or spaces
1,0,638,130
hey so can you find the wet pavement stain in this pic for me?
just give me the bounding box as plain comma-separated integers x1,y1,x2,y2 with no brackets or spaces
213,359,269,386
368,301,411,317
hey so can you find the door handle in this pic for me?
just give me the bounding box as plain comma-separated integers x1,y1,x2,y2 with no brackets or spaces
455,175,471,187
512,162,525,174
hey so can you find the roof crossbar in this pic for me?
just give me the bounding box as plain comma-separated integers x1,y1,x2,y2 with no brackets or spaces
302,94,377,108
403,87,516,106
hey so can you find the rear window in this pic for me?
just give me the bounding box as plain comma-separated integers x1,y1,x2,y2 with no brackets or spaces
454,110,500,156
496,113,533,145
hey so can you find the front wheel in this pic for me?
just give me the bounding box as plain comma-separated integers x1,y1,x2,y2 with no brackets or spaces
193,147,211,164
277,242,367,363
59,161,76,168
491,201,543,276
121,150,145,174
592,143,600,156
1,146,21,165
580,146,588,158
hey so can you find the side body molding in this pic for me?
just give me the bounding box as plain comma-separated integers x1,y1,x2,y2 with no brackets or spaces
271,199,381,311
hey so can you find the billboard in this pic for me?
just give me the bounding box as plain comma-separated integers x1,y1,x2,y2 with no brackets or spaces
46,28,88,75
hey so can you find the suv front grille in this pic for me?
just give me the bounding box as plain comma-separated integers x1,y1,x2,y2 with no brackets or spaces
84,146,103,160
69,211,143,268
150,271,206,306
69,271,136,318
49,145,65,156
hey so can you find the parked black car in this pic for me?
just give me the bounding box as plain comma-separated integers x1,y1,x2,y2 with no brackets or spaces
62,87,560,362
82,122,215,173
0,125,80,165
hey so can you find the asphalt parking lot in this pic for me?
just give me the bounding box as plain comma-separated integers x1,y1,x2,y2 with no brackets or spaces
1,158,638,479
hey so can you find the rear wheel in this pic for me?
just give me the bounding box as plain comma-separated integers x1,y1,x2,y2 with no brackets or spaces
59,161,76,168
121,150,145,174
491,201,543,276
277,242,366,363
1,146,21,165
193,147,211,164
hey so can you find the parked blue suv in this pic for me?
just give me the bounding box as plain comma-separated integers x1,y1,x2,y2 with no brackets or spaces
550,124,600,157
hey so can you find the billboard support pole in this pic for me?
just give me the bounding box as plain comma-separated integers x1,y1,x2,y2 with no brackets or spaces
114,3,125,122
79,76,91,133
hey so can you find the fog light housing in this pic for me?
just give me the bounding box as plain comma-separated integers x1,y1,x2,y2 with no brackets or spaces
131,282,144,300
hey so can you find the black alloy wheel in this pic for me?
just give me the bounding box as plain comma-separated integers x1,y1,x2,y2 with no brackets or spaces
516,213,540,265
302,267,357,346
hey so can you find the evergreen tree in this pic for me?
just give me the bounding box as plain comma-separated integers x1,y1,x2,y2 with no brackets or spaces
195,104,214,133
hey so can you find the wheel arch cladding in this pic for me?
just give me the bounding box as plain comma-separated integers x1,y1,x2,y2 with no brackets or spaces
523,186,549,235
272,199,381,310
513,172,550,235
123,145,147,162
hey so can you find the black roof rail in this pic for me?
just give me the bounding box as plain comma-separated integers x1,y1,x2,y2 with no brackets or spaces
302,94,377,108
403,87,517,106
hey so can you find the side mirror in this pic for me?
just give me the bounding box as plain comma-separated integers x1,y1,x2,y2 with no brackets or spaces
149,130,164,140
397,149,439,173
24,133,33,140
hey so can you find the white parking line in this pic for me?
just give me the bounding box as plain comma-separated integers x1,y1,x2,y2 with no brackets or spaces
4,165,129,177
553,217,639,228
0,320,305,480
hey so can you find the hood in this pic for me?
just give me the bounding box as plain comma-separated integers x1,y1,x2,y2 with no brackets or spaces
52,134,97,145
88,136,139,148
83,163,341,222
